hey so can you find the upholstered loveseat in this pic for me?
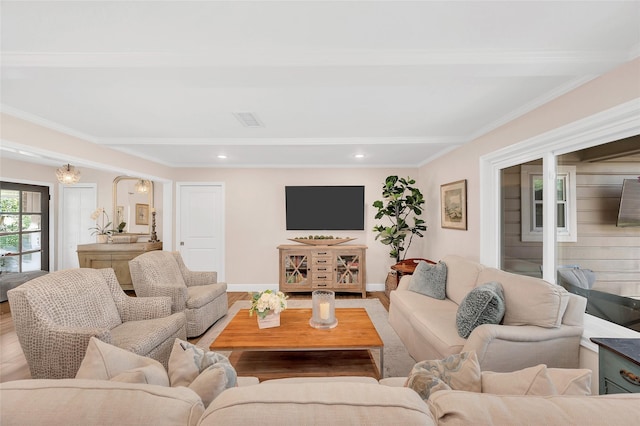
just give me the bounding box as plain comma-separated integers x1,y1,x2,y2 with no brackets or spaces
389,255,587,372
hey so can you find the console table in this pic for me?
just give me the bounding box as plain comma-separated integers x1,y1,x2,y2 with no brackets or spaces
278,244,367,297
77,242,163,291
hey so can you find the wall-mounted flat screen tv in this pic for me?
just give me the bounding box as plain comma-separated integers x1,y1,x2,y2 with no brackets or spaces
285,185,365,231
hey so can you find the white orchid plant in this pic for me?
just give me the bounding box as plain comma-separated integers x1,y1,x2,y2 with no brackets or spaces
89,208,113,236
249,289,288,319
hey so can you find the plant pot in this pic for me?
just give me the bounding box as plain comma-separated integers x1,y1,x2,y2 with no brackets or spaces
257,312,280,329
96,235,109,244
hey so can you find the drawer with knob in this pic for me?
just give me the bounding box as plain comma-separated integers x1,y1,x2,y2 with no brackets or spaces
591,337,640,395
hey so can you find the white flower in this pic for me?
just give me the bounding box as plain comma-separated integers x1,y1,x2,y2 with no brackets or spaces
249,290,288,318
89,207,112,236
90,208,103,221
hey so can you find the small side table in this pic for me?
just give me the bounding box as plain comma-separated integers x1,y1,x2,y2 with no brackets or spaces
591,337,640,394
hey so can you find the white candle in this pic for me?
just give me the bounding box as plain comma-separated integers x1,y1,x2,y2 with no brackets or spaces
319,302,330,320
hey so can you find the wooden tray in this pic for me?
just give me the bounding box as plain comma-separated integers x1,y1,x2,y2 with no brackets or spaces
288,238,355,246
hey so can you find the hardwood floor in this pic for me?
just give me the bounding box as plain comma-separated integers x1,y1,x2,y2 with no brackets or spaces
0,291,389,382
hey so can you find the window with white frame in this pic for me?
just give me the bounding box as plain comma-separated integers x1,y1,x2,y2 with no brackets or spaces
520,165,577,242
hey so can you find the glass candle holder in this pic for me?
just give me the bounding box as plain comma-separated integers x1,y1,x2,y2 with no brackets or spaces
310,290,338,329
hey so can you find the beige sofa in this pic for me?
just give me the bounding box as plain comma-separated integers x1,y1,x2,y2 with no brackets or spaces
389,255,587,371
3,375,640,425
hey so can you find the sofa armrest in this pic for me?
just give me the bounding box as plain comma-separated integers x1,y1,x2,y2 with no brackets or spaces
21,325,112,378
463,323,584,372
183,270,218,287
397,275,413,291
118,296,173,321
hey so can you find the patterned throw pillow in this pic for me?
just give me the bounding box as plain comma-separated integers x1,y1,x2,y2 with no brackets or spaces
405,351,481,400
407,261,447,300
168,339,237,407
456,281,506,338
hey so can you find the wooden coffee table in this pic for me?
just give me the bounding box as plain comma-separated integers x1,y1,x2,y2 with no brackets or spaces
210,308,384,381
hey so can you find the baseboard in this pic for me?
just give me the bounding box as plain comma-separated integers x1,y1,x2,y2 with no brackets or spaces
227,283,386,293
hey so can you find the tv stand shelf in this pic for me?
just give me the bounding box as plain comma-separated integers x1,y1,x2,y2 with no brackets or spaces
277,244,367,298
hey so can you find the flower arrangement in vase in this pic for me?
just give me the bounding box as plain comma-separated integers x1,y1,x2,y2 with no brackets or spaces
249,290,288,328
89,208,113,243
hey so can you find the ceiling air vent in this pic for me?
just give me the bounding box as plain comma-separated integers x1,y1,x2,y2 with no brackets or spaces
233,112,264,128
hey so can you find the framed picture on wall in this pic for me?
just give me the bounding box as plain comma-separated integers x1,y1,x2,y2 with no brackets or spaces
135,203,149,225
440,179,467,230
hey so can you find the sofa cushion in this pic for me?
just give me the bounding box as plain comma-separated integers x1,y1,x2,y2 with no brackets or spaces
477,267,570,328
481,364,557,395
199,382,435,426
428,391,640,426
408,261,447,300
407,351,481,401
75,337,169,386
0,379,204,426
408,298,467,358
168,339,237,407
186,284,226,309
455,281,505,338
441,255,484,305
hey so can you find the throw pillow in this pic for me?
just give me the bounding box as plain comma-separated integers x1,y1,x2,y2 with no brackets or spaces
547,368,592,395
75,337,169,386
168,339,237,406
456,281,506,338
406,351,481,400
405,372,451,401
481,364,557,395
407,261,447,300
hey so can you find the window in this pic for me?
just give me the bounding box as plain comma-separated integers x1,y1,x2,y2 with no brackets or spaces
0,182,50,273
481,100,640,340
521,165,577,242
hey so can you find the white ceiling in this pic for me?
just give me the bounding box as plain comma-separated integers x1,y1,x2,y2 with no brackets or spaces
1,1,639,168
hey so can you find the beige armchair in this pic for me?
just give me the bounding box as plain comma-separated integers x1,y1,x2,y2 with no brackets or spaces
129,251,228,337
7,268,186,379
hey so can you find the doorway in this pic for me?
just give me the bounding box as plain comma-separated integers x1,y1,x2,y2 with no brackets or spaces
176,183,225,280
59,184,97,270
0,181,50,272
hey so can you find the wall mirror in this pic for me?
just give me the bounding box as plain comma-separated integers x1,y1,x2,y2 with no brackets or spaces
113,176,154,235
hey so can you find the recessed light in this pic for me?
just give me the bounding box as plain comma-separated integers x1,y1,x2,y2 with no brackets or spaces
354,154,365,159
217,154,227,159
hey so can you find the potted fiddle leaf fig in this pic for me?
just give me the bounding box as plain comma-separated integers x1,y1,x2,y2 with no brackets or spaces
372,175,426,263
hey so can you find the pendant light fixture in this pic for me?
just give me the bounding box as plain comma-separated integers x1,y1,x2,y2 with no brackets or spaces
135,179,151,193
56,163,81,184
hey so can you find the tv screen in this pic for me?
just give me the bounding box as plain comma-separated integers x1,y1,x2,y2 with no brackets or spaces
285,186,365,231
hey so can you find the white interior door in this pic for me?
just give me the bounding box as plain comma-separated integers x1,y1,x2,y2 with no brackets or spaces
177,183,225,279
59,184,96,270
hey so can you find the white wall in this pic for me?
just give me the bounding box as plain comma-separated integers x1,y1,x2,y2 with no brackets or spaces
417,58,640,263
169,167,422,289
